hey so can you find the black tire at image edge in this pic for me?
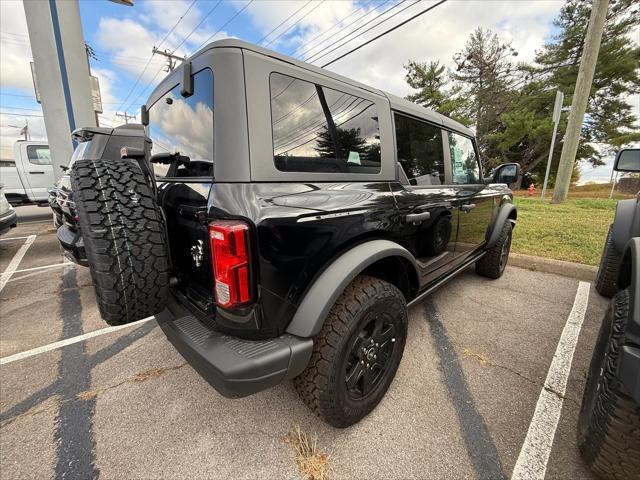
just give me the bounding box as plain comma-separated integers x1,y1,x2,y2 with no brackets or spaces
577,288,640,480
595,225,622,298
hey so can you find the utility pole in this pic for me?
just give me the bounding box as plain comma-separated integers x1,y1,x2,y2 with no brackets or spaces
552,0,609,204
152,46,185,72
115,112,136,124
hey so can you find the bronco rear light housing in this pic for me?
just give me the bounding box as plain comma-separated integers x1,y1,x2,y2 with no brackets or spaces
209,220,253,309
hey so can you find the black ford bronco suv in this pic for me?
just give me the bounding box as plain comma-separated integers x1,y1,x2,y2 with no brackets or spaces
68,40,519,427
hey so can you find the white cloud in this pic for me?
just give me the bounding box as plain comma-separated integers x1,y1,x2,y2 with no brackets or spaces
0,1,34,92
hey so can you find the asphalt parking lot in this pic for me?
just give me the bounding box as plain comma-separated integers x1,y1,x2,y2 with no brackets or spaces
0,205,609,479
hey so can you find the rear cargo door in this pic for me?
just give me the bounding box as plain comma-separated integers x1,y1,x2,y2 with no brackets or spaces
147,67,215,312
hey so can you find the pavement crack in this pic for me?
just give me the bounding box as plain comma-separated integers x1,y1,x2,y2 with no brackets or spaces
0,364,186,429
461,347,581,407
76,363,187,401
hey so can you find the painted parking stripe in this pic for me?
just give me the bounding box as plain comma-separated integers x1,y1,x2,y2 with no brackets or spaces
511,281,590,480
2,262,74,276
0,316,156,366
0,235,36,293
0,235,32,242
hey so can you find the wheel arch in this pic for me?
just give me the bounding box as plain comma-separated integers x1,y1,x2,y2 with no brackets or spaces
611,199,639,252
285,240,419,338
486,202,516,249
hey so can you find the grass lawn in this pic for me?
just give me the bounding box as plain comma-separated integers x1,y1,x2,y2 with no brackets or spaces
511,196,618,266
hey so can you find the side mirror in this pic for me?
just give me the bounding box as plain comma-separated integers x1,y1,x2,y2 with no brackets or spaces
613,148,640,172
490,163,520,185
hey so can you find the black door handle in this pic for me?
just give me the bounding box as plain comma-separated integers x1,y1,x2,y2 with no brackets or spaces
29,171,45,174
406,211,431,224
460,203,476,212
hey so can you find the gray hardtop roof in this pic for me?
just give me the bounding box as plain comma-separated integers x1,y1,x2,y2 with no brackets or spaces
152,38,474,137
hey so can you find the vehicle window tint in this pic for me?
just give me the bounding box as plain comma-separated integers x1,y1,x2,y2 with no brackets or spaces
270,73,381,174
26,146,52,165
148,68,214,178
394,114,444,186
448,132,480,184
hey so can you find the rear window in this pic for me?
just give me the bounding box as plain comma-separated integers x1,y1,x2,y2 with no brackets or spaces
270,73,381,174
147,68,214,178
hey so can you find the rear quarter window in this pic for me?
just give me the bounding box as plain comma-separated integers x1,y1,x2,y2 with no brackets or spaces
270,72,381,174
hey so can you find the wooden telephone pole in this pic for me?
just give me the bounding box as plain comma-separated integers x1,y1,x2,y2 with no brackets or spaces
552,0,609,203
152,47,185,72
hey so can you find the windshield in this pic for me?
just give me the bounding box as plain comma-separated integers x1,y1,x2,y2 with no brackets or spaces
147,68,214,178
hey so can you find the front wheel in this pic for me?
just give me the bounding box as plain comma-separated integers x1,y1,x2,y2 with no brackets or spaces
476,221,512,279
294,276,408,428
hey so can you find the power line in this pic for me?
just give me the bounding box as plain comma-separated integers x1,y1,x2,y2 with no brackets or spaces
321,0,448,68
306,0,417,64
296,0,383,59
192,0,255,55
263,0,326,48
125,0,254,113
0,93,35,99
0,112,44,117
0,105,42,112
113,0,197,115
258,1,313,45
170,0,223,55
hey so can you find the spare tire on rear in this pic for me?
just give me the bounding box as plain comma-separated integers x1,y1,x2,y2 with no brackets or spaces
71,158,170,325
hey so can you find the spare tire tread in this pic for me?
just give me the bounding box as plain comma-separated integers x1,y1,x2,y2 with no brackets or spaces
71,158,169,325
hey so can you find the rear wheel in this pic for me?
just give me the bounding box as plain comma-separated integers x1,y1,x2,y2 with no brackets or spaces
71,158,170,326
476,221,512,279
294,276,408,428
578,289,640,479
595,225,621,297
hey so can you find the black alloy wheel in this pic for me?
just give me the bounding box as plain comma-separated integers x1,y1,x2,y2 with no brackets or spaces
345,313,398,400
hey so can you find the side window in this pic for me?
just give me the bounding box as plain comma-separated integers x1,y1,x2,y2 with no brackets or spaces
270,73,381,174
394,113,444,186
448,132,480,185
26,146,52,165
148,68,214,178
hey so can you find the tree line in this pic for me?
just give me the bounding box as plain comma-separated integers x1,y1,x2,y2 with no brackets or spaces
404,0,639,187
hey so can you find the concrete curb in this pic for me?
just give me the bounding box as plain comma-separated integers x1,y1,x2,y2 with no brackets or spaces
509,252,597,282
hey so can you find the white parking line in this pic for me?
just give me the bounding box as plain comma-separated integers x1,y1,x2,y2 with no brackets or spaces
511,281,590,480
0,236,31,242
0,316,156,366
2,262,74,276
0,235,36,293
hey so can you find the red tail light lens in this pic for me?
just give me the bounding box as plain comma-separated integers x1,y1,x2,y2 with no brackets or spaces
209,220,252,308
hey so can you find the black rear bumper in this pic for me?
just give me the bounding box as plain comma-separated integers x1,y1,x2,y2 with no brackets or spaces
56,224,88,266
0,210,17,235
156,294,313,398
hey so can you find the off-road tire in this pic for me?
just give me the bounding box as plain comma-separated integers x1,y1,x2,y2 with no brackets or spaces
71,158,170,326
578,289,640,479
294,276,408,428
595,225,622,298
476,221,512,279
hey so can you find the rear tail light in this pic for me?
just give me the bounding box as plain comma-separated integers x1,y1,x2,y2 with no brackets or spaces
209,220,253,308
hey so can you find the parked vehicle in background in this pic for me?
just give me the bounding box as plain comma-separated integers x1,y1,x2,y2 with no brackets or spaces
69,39,520,427
578,238,640,479
0,185,17,235
49,125,147,267
0,141,53,205
595,148,640,297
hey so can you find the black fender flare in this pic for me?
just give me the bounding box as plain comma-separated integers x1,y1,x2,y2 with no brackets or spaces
285,240,419,338
486,203,516,249
611,198,640,252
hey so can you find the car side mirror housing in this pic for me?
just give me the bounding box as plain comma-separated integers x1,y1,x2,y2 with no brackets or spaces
613,148,640,172
489,163,520,186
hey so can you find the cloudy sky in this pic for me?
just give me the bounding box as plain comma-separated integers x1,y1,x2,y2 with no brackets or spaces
0,0,637,181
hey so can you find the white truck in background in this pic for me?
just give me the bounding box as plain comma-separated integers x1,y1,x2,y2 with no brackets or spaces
0,140,54,205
